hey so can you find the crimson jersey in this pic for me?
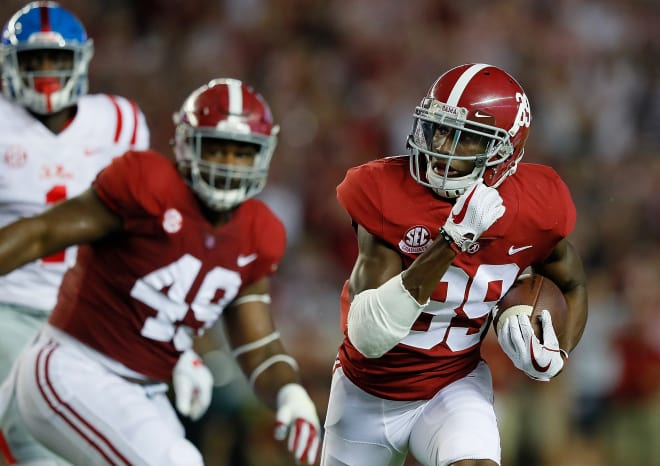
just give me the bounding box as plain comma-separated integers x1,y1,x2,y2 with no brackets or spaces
336,156,575,400
49,150,285,381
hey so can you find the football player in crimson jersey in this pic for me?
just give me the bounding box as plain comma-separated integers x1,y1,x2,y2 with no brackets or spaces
0,2,149,465
320,64,588,466
0,78,321,466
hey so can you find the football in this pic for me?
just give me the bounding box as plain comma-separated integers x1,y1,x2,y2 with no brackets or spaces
492,273,568,344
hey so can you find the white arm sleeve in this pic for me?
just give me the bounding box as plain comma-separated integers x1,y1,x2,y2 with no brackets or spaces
347,273,428,358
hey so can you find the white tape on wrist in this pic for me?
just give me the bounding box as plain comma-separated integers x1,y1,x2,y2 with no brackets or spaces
232,331,281,357
248,354,299,387
347,273,428,359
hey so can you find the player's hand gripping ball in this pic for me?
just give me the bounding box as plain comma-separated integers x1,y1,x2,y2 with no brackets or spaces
493,274,569,381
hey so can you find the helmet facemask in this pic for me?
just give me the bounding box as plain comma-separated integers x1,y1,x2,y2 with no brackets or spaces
175,124,277,212
408,98,514,198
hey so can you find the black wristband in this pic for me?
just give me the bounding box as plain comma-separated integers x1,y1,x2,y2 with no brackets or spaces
439,228,461,254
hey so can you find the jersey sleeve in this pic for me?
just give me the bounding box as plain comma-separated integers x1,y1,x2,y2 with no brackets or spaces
93,150,167,227
249,203,286,284
511,164,577,264
107,95,150,151
526,164,576,238
336,164,385,237
132,105,150,150
550,170,576,237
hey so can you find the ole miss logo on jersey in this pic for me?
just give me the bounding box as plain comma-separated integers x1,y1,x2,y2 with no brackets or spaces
398,225,433,254
4,145,27,168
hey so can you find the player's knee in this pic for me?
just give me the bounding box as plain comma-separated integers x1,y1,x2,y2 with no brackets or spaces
322,431,395,466
166,438,203,466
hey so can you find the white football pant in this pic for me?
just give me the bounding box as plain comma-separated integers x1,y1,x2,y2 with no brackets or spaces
10,325,203,466
321,361,501,466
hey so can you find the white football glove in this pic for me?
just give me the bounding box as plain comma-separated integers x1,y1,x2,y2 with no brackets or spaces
172,350,214,421
497,309,566,381
274,383,321,465
441,181,505,252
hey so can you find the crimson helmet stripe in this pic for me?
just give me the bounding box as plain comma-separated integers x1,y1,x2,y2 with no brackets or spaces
446,63,490,106
226,79,243,114
39,6,51,32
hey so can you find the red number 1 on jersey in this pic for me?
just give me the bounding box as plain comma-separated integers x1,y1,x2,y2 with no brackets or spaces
42,185,67,263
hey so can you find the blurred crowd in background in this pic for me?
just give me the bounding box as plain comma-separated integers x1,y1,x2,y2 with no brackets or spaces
2,0,659,465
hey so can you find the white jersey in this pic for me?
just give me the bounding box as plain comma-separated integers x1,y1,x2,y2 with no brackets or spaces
0,94,149,312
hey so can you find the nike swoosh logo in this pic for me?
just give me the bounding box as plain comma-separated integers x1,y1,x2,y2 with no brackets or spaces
451,185,477,224
530,340,551,373
237,253,258,267
508,245,533,255
474,111,491,118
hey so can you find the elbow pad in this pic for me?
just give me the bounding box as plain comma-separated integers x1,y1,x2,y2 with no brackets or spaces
347,274,428,358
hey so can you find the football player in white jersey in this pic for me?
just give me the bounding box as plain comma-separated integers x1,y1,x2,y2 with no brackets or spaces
0,2,149,465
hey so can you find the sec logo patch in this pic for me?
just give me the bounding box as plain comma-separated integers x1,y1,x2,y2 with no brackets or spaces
398,225,433,254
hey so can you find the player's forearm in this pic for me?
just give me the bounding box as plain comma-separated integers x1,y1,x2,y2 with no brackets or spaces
562,284,588,352
534,239,588,352
402,234,457,303
247,355,301,410
0,217,53,274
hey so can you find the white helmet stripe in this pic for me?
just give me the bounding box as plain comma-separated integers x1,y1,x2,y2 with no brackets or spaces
226,79,243,114
446,63,490,106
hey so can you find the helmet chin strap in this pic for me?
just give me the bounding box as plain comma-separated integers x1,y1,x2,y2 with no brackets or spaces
206,188,246,211
425,156,483,199
192,173,247,211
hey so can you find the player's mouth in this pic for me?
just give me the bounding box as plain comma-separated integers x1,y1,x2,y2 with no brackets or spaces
431,161,464,177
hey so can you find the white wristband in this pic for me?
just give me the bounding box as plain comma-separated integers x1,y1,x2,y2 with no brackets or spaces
231,331,281,357
347,273,428,358
232,294,272,306
248,354,299,387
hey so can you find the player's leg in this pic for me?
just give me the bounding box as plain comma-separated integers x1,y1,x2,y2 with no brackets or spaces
320,365,418,466
14,330,203,466
0,304,71,466
408,361,500,466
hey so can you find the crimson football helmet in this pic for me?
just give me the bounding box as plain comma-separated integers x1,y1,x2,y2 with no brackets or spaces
407,63,531,198
1,2,94,114
173,78,279,211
